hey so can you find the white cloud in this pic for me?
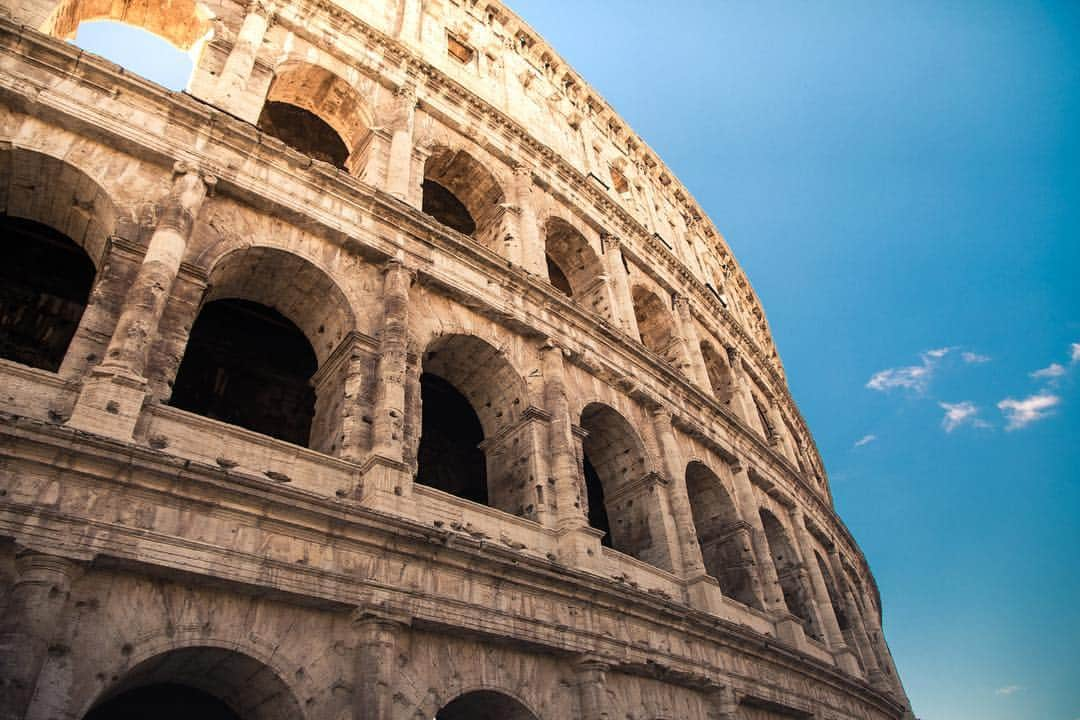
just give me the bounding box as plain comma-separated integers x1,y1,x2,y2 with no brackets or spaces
994,685,1024,696
1071,342,1080,364
939,402,988,432
866,348,951,394
997,394,1061,431
854,434,877,448
962,351,991,364
1031,363,1067,381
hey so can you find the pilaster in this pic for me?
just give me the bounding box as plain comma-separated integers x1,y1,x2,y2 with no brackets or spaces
352,599,411,720
600,233,639,339
673,294,711,390
386,82,418,203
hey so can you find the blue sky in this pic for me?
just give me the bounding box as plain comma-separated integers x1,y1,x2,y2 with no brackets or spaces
73,3,1080,718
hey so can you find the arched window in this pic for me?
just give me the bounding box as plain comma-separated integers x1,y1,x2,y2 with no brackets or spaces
435,690,539,720
631,285,686,372
579,402,671,571
422,148,506,251
258,64,374,172
685,462,762,609
44,0,209,90
542,217,612,320
167,248,355,451
759,509,819,639
417,334,534,518
0,148,115,375
700,341,735,403
82,646,302,720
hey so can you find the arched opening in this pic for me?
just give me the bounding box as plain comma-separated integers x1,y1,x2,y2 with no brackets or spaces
759,509,817,638
422,148,506,250
579,403,671,570
542,217,611,319
170,299,318,446
631,285,684,370
0,148,116,375
44,0,209,91
259,63,374,172
700,341,735,403
82,646,301,720
418,334,533,517
167,248,355,452
436,690,538,720
685,462,762,609
0,217,95,372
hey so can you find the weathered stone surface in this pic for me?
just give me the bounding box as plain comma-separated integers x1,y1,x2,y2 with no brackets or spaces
0,1,912,719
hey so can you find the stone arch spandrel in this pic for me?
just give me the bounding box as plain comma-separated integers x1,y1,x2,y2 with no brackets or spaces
42,0,216,51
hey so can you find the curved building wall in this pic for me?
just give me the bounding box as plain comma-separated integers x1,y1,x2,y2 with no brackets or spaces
0,1,912,719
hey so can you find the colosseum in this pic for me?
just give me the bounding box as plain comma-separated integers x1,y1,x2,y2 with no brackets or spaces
0,0,914,718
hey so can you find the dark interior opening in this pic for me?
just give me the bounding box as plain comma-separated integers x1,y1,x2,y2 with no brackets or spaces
257,101,349,169
416,372,487,504
583,454,612,547
169,299,317,446
0,216,95,372
422,179,477,236
85,683,242,720
545,254,573,296
436,690,537,720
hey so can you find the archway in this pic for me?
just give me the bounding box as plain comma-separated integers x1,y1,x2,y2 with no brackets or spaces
0,148,117,374
631,285,685,372
168,247,355,451
700,341,735,403
815,550,849,632
436,690,538,720
418,334,533,517
759,509,817,638
579,403,670,570
82,646,302,720
259,63,373,171
422,148,506,251
685,462,761,609
542,217,611,320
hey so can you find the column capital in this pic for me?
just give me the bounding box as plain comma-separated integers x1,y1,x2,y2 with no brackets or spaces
512,161,533,179
13,548,83,587
600,232,623,254
573,654,612,675
395,80,418,105
380,257,417,281
172,159,217,190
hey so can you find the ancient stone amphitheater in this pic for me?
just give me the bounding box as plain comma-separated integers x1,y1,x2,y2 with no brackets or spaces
0,0,913,718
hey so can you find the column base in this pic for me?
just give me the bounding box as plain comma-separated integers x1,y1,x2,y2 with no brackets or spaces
357,453,415,515
67,365,148,442
774,613,808,651
555,524,605,570
832,645,862,676
686,573,723,614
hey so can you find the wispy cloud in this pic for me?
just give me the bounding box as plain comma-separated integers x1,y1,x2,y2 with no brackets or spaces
1030,363,1066,381
994,685,1024,696
939,402,989,432
1071,342,1080,364
867,348,952,394
997,394,1061,431
962,351,991,364
854,434,877,447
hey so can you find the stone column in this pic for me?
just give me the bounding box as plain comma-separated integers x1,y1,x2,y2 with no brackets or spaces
725,347,762,433
727,461,791,617
511,163,544,275
0,550,80,720
541,340,587,532
352,603,410,720
703,683,738,720
826,547,886,685
575,656,611,720
371,260,414,461
211,0,273,120
599,234,639,339
650,408,706,579
790,510,861,675
68,163,214,441
386,83,418,203
397,0,423,45
673,294,710,390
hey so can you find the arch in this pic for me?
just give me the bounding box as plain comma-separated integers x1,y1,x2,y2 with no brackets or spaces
700,340,735,403
435,689,539,720
685,462,762,609
814,550,849,632
0,147,119,372
541,217,603,298
759,509,817,636
422,146,506,250
82,645,303,720
259,62,374,171
579,402,670,570
631,285,684,371
418,333,535,517
43,0,213,51
168,247,356,449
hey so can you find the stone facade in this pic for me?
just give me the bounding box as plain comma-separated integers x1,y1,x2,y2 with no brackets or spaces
0,0,913,718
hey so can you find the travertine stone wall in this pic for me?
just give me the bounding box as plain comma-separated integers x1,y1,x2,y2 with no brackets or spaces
0,0,911,718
